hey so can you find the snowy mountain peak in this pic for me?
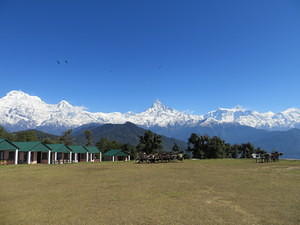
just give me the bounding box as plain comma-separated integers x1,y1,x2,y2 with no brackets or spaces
4,90,42,102
1,90,44,107
0,90,300,134
6,90,28,97
150,100,170,111
57,100,72,108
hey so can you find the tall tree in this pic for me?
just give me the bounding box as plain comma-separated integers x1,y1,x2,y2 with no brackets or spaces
205,136,226,158
136,130,162,154
188,133,205,159
84,130,93,146
96,138,122,152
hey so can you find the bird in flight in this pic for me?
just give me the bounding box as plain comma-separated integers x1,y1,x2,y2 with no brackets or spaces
56,60,69,64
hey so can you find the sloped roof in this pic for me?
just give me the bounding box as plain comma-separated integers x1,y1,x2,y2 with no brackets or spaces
83,146,100,153
46,144,70,153
67,145,87,153
0,139,18,151
104,149,128,157
12,142,50,152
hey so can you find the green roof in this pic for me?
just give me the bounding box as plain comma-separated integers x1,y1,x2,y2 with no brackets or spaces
67,145,87,153
0,139,18,151
12,142,50,152
46,144,70,153
83,146,100,153
104,149,128,157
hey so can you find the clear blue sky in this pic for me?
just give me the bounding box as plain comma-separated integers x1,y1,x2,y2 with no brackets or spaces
0,0,300,114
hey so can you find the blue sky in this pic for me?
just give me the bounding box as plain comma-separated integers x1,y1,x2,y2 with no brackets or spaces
0,0,300,114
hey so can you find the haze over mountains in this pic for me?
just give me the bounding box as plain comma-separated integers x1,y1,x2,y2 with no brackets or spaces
0,90,300,158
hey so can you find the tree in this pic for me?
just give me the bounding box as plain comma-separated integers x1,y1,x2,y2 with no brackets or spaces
239,142,255,158
0,126,13,140
172,143,180,152
228,144,240,158
187,132,267,159
136,130,162,154
96,138,122,153
96,138,110,152
42,138,56,144
188,133,205,159
205,136,226,158
121,143,136,158
84,130,93,146
59,129,73,145
14,130,38,142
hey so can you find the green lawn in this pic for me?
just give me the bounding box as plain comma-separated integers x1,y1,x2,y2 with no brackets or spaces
0,159,299,225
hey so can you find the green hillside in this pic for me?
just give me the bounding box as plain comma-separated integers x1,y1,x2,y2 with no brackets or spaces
73,122,187,151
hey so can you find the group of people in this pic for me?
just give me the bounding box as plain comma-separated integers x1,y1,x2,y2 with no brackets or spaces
136,152,184,163
252,152,283,163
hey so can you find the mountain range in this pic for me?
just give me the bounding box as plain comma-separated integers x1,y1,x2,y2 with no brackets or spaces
1,90,300,133
0,90,300,158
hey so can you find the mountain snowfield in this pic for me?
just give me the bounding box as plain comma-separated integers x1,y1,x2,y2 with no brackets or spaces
0,90,300,134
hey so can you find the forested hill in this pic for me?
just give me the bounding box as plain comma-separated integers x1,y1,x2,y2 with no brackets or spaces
72,122,187,151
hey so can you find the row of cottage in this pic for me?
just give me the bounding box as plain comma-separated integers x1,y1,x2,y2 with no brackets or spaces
0,138,130,165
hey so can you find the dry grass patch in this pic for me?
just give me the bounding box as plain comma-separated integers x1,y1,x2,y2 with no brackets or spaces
0,160,299,225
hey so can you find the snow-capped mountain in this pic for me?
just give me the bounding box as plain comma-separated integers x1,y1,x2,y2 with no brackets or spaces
0,90,300,134
0,90,203,133
203,106,300,129
0,91,99,132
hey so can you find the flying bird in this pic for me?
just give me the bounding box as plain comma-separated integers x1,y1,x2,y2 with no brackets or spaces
56,60,60,64
65,60,68,64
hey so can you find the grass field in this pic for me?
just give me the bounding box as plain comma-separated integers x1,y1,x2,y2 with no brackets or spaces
0,159,299,225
